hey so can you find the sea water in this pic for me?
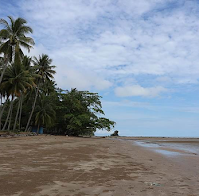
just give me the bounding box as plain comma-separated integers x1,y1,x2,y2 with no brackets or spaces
134,139,199,157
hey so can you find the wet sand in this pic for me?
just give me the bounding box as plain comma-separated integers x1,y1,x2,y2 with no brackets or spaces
0,136,199,196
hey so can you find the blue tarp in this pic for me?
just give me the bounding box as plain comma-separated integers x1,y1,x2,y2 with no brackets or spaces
32,126,43,134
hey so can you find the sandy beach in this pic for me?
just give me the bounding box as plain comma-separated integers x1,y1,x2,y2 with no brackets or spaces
0,136,199,196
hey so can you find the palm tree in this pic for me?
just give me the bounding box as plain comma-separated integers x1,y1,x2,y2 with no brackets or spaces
34,94,56,133
0,16,34,84
25,54,56,132
0,62,35,131
17,56,36,130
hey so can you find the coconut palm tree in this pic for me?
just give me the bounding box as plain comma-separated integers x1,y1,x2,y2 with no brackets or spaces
25,54,56,132
34,94,56,133
0,16,34,84
40,80,56,96
17,56,37,130
0,62,35,131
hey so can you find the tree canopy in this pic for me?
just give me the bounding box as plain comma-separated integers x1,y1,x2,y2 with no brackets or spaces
48,88,115,136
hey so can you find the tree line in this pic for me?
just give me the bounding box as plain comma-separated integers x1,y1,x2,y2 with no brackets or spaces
0,16,115,136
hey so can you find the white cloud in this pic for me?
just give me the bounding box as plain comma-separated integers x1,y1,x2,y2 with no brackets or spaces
103,99,199,114
3,0,199,92
24,44,49,58
55,66,112,91
115,85,167,97
156,76,173,83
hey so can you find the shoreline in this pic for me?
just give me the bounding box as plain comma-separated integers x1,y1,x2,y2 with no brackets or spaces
0,136,199,195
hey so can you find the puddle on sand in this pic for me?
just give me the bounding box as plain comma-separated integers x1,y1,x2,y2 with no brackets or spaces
134,140,199,157
134,141,160,148
134,141,184,157
155,149,181,156
160,143,199,155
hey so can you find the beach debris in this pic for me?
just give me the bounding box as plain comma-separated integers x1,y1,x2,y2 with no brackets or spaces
144,182,162,187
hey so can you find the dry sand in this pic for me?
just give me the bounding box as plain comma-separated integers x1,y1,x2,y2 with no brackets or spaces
0,136,199,196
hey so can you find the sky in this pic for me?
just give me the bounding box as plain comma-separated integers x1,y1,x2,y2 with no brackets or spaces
1,0,199,137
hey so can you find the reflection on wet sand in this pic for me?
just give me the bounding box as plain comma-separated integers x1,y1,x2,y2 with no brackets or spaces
134,139,199,156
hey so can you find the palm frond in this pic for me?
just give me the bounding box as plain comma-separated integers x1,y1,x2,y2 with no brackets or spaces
7,16,15,31
0,18,11,32
18,26,33,35
19,39,34,51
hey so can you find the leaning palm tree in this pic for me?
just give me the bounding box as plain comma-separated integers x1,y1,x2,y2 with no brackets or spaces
25,54,56,132
0,62,35,131
0,16,34,84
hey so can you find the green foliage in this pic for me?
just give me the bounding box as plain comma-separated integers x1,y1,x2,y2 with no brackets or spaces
34,94,56,127
49,88,115,136
1,62,34,97
0,16,34,63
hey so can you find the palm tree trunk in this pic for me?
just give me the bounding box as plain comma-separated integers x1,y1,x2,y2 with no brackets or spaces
0,103,6,131
25,84,40,132
2,97,14,131
11,45,16,64
8,98,14,131
0,57,8,84
13,97,21,131
18,95,23,131
0,97,9,131
0,104,6,131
